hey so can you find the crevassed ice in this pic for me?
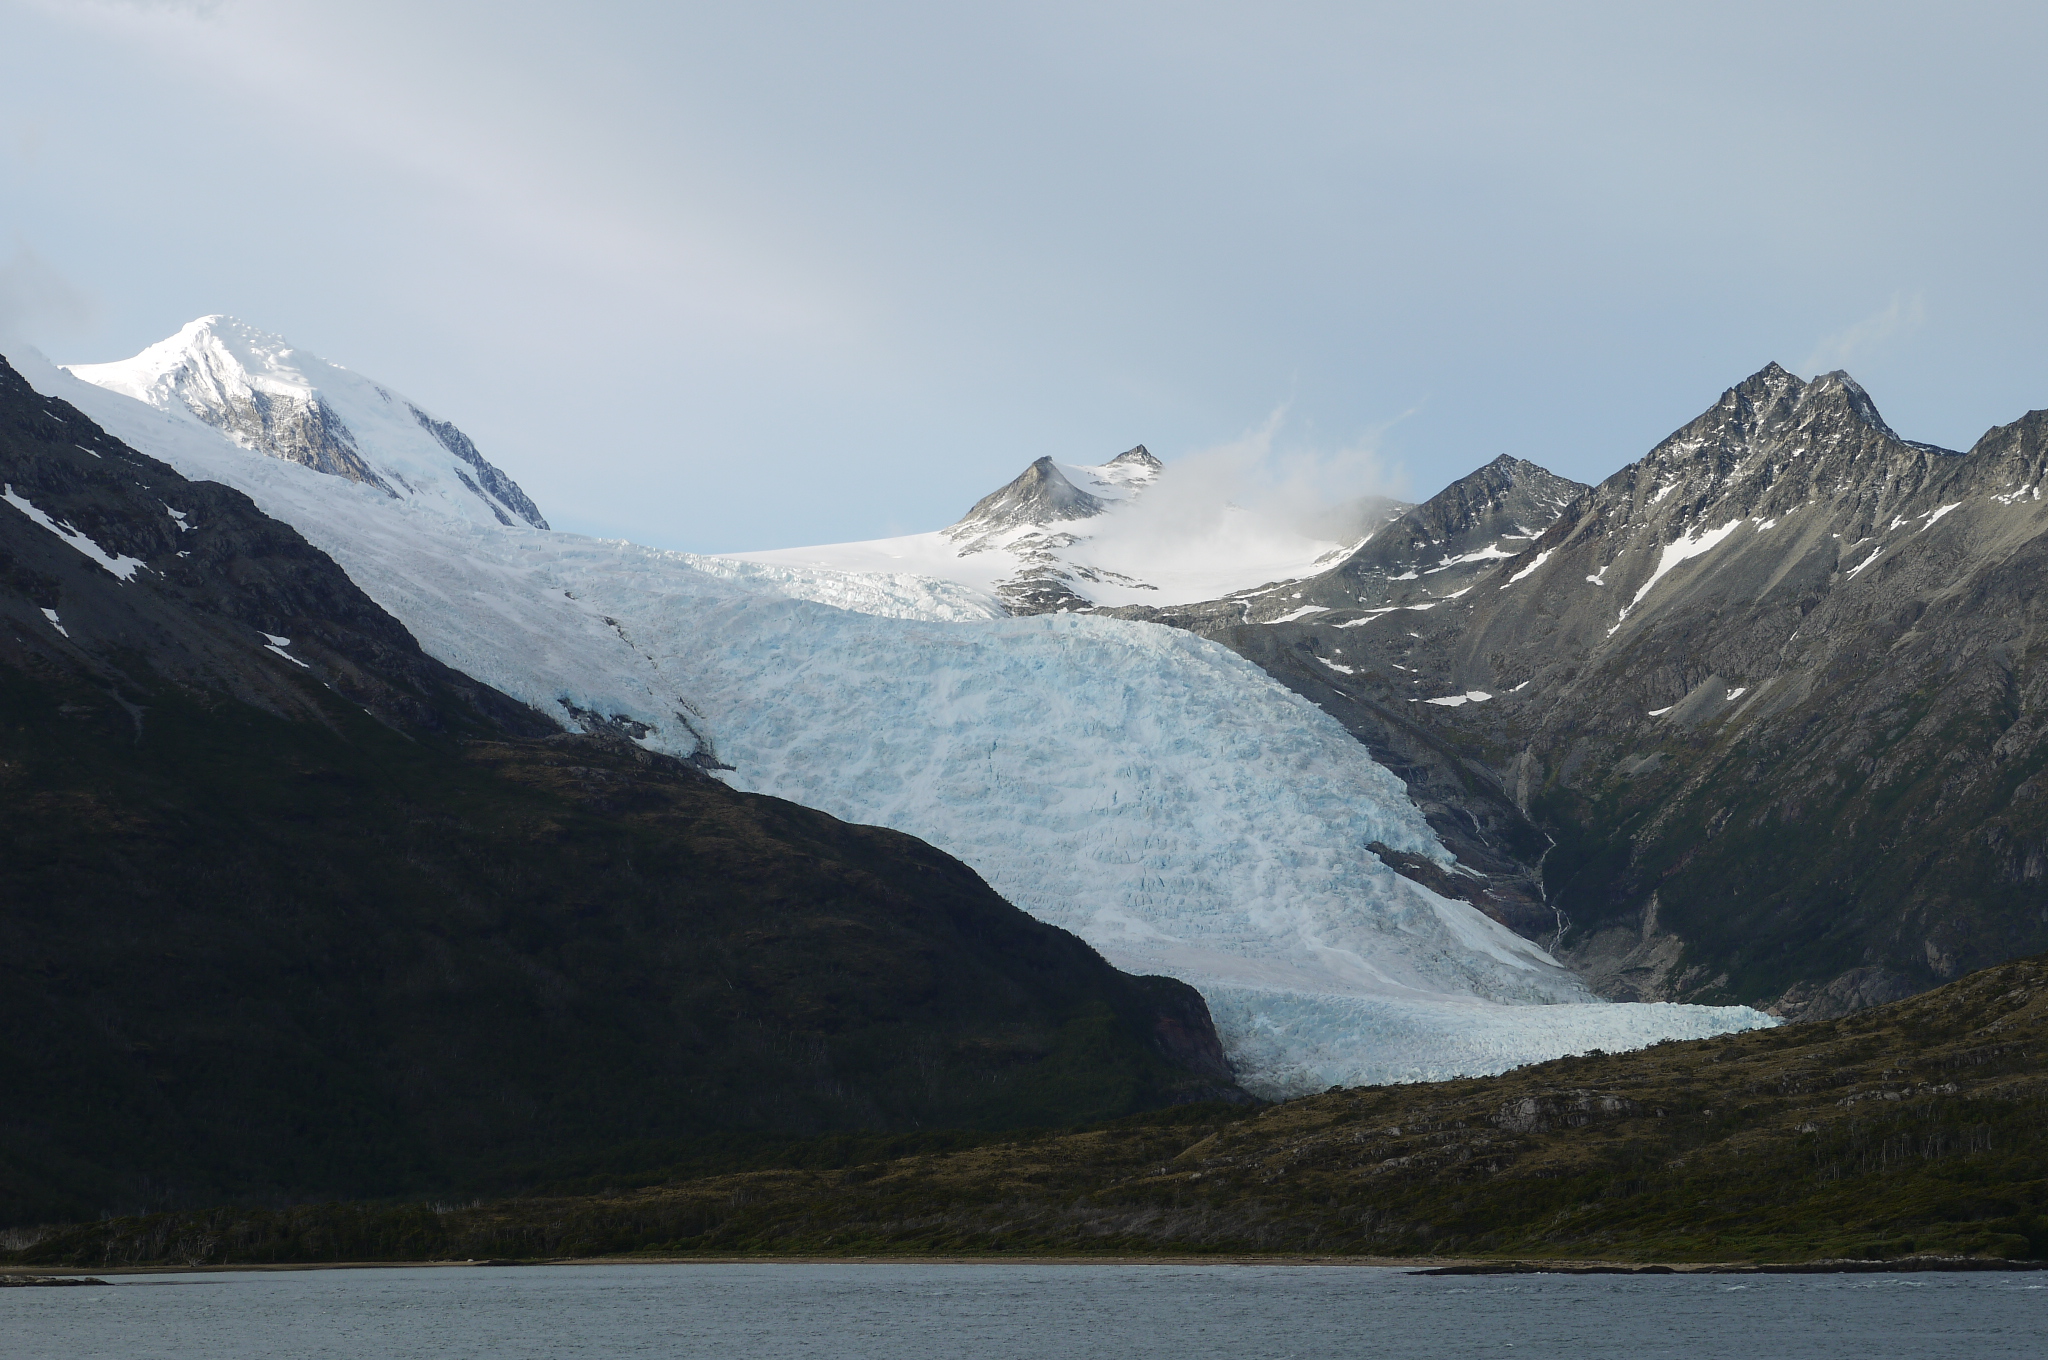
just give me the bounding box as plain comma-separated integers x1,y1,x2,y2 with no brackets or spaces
39,351,1777,1096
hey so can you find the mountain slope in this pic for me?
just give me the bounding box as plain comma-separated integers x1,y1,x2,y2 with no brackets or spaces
51,326,1777,1095
1459,368,2048,1014
0,356,1243,1226
1199,364,2048,1018
0,353,552,739
947,446,1161,545
1091,453,1590,940
1107,454,1585,630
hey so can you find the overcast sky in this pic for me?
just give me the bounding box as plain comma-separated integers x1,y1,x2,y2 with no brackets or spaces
3,1,2045,551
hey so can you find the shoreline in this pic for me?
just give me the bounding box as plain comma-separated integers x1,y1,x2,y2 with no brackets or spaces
10,1253,2046,1278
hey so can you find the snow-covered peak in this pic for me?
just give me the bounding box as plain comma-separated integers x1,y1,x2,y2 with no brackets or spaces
66,317,548,531
68,315,311,407
944,456,1109,548
737,441,1361,615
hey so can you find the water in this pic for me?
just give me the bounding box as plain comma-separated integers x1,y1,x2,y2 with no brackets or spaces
6,1263,2044,1359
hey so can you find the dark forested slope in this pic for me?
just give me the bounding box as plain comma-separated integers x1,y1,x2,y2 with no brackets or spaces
21,952,2048,1268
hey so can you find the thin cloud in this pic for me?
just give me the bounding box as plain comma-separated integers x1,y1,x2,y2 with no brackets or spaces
0,244,97,346
1075,411,1400,583
1801,292,1926,376
31,0,223,20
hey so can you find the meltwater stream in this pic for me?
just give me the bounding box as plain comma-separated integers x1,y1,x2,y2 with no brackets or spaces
8,1263,2045,1359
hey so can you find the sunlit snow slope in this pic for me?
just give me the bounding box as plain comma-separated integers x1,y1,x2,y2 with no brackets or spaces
67,317,549,532
43,335,1776,1095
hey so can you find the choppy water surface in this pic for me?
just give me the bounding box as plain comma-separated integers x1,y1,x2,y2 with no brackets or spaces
8,1263,2045,1359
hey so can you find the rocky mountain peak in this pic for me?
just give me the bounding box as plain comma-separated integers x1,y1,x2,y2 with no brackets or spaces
1725,359,1806,408
1319,453,1585,597
943,457,1106,551
1798,369,1902,441
1456,454,1584,517
1575,361,1961,557
940,446,1168,557
1104,444,1163,474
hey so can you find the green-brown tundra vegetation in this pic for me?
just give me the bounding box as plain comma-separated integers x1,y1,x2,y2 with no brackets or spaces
15,954,2048,1269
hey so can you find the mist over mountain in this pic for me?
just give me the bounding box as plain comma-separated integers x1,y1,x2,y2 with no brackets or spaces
736,424,1406,615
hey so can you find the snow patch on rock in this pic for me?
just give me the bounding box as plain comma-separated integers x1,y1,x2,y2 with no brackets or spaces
2,484,147,580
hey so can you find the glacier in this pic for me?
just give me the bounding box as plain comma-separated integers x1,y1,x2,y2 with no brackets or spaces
29,332,1778,1096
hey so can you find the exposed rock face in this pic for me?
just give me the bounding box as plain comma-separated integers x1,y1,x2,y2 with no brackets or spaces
947,457,1104,547
1417,366,2048,1015
947,447,1160,548
183,362,392,491
409,405,551,530
1137,364,2048,1019
1291,453,1585,615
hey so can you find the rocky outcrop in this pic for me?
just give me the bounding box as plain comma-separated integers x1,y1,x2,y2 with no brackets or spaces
409,404,550,529
198,383,392,491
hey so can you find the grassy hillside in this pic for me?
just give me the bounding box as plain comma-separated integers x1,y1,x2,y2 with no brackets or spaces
17,954,2047,1267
